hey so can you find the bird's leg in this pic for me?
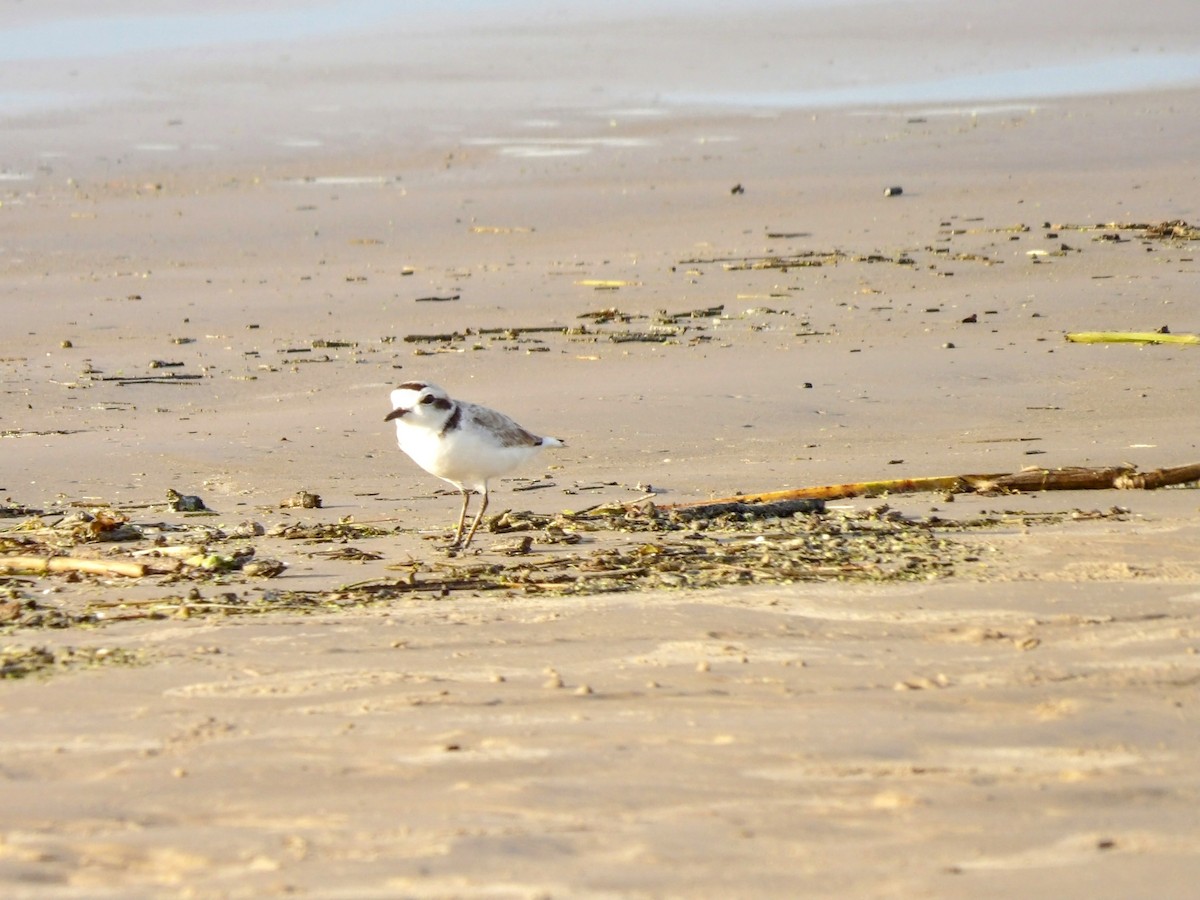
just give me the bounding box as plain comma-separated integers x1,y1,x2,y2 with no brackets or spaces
451,489,472,547
460,489,489,549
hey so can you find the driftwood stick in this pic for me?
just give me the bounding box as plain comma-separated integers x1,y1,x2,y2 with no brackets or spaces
666,475,995,510
663,462,1200,515
965,466,1136,492
0,556,146,577
1115,462,1200,489
1065,331,1200,345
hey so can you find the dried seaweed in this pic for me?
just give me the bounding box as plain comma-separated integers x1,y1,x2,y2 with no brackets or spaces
1048,220,1200,241
1,503,43,519
0,644,145,680
328,506,983,601
0,488,1150,638
268,521,392,541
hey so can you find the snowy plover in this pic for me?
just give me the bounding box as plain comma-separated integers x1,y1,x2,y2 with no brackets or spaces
384,381,564,549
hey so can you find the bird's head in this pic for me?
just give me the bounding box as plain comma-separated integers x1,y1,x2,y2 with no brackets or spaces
385,381,454,425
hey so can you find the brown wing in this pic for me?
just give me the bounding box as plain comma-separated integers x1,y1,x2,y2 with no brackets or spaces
463,403,542,448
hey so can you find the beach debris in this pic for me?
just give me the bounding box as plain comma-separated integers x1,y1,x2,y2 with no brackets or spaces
1048,219,1200,241
404,332,468,344
310,546,381,562
667,477,976,510
575,280,641,289
241,558,287,577
608,330,678,344
884,186,903,197
495,535,534,556
183,553,241,572
940,223,1028,236
67,509,143,542
1065,331,1199,345
314,504,988,600
414,294,460,302
666,304,725,319
268,521,390,541
478,325,568,337
704,251,846,271
539,525,582,545
685,248,921,271
730,183,744,195
1,501,42,518
663,461,1200,515
0,556,146,578
578,308,634,323
0,496,1156,633
1,645,144,680
985,464,1200,492
1140,220,1200,239
670,498,825,522
166,489,208,512
510,479,557,492
281,490,322,509
101,372,203,386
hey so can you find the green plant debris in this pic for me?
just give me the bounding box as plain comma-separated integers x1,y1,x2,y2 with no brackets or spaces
0,644,145,680
0,502,1135,631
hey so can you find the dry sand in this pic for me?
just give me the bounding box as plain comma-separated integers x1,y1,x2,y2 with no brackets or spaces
3,1,1200,897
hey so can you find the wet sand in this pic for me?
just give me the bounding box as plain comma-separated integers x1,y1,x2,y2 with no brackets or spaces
3,1,1200,896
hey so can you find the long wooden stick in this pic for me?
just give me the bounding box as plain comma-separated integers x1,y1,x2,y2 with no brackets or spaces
0,556,146,577
1066,331,1200,345
665,463,1200,512
667,475,1000,509
672,475,998,511
964,466,1136,492
1115,462,1200,489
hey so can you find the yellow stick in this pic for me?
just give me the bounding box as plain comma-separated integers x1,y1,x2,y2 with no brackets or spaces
1065,332,1200,345
0,556,146,577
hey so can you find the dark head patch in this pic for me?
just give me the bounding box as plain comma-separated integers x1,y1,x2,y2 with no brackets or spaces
433,397,453,411
397,381,427,391
439,405,463,437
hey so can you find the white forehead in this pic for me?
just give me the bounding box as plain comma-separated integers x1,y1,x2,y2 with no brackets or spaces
390,382,446,406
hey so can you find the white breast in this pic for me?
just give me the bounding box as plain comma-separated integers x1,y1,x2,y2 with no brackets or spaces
394,420,542,494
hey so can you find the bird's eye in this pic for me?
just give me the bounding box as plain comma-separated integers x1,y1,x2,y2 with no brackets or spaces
420,394,435,404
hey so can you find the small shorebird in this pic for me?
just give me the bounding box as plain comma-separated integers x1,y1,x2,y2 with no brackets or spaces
384,381,564,549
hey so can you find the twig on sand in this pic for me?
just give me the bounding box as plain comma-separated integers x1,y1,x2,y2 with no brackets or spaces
1065,331,1200,345
663,462,1200,515
0,556,146,578
667,475,985,509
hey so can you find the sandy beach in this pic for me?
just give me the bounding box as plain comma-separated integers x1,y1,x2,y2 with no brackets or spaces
3,1,1200,896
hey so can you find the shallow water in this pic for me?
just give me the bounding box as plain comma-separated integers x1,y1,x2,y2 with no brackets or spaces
3,0,1199,174
8,0,1198,109
1,1,407,62
665,53,1200,111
